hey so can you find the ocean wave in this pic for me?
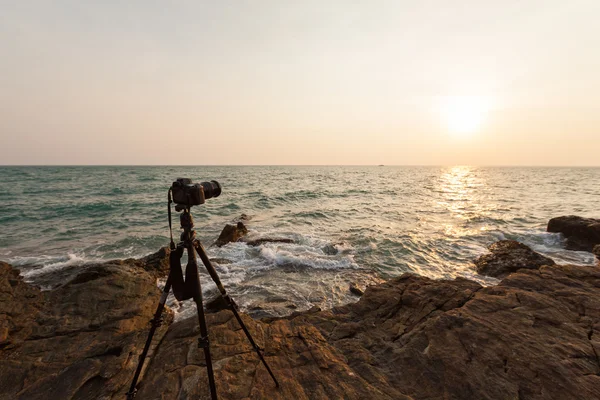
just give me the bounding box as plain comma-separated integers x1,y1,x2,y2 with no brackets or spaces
256,243,358,270
11,253,92,280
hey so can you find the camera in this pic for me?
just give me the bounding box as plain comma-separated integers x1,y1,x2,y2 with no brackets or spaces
171,178,221,206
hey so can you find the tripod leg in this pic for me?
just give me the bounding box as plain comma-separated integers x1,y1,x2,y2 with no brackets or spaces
194,240,280,388
185,244,219,400
193,292,218,400
127,277,172,399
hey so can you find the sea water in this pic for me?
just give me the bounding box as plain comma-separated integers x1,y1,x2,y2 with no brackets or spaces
1,166,598,318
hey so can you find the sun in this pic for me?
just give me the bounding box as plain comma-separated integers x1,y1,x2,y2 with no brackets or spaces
440,95,489,137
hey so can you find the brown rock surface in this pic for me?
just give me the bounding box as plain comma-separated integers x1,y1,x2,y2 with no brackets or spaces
0,257,172,400
474,240,555,278
547,215,600,252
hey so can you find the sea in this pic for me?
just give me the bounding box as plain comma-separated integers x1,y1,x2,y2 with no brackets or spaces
1,166,598,319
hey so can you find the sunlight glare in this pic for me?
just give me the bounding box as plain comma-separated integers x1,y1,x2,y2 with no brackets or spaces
441,95,489,137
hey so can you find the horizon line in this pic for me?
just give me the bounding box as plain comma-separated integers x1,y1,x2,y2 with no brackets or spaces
1,164,599,168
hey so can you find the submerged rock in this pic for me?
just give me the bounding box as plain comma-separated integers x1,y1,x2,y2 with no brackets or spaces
474,240,555,278
244,238,294,246
215,222,248,247
209,257,233,265
547,215,600,252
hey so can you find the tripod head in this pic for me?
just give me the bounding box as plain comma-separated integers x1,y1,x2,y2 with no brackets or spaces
171,178,221,208
167,178,221,249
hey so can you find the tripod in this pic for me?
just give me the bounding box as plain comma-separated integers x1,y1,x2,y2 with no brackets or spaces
127,205,279,399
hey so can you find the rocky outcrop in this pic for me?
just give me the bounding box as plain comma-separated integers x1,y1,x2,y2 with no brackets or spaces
474,240,555,278
0,256,172,400
2,242,600,400
547,215,600,252
215,222,248,247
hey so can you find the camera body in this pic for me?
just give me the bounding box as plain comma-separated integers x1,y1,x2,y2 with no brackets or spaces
171,178,221,206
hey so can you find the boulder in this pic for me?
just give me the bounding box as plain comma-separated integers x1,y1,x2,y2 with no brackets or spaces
547,215,600,252
215,222,248,247
474,240,555,278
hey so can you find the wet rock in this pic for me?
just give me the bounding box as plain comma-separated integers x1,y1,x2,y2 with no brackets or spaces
322,244,338,255
215,222,248,247
349,282,364,296
237,213,251,221
474,240,555,278
205,295,230,314
209,258,233,265
245,238,294,246
547,215,600,252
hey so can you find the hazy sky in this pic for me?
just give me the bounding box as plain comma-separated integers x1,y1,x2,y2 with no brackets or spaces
1,0,599,165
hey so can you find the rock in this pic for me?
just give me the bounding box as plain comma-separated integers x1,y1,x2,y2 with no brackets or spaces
322,244,338,255
594,244,600,260
349,282,364,296
0,262,44,347
205,295,230,314
238,213,251,221
209,257,233,265
547,215,600,252
245,238,294,246
0,258,172,400
215,222,248,247
139,246,171,276
298,265,600,400
474,240,555,278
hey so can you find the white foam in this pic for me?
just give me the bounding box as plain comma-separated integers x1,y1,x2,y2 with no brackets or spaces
256,243,358,270
12,253,91,279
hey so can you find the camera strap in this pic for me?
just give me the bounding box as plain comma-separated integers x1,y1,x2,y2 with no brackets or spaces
168,189,176,250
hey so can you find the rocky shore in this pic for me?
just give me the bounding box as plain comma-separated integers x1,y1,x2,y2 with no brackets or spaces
1,217,600,399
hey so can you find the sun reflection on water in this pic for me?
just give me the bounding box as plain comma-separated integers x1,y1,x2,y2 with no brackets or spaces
436,166,489,237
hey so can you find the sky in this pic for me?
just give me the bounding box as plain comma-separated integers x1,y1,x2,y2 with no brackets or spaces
1,0,599,166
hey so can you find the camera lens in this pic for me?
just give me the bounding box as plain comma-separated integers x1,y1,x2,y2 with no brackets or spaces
200,180,221,199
